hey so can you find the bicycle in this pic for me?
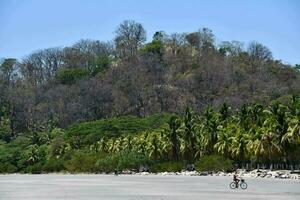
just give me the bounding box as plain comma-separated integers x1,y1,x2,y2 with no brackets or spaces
229,178,248,189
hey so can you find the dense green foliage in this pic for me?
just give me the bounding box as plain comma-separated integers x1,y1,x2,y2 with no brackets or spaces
195,155,233,172
68,113,171,138
66,113,171,148
96,150,150,172
150,161,184,173
0,96,299,173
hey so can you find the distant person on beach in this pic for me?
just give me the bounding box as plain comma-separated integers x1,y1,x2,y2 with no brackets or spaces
233,171,240,187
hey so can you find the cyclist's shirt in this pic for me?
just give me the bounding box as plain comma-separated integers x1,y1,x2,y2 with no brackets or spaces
233,174,238,181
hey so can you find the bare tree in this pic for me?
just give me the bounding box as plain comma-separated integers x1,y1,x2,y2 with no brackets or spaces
248,41,272,67
62,40,113,76
114,20,146,61
21,48,63,85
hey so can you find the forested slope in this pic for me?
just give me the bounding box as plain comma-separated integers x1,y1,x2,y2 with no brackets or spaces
0,20,299,173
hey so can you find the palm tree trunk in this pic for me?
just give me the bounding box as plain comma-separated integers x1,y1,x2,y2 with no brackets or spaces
173,143,179,161
269,153,273,170
270,163,273,171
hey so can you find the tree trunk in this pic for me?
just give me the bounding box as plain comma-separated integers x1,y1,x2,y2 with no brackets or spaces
269,153,273,170
270,163,273,171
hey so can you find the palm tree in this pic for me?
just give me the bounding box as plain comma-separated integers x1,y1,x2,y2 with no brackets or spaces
264,102,288,137
165,115,181,161
114,137,123,153
159,130,172,160
261,129,282,170
25,144,40,165
247,126,264,169
250,103,264,126
238,103,264,131
282,113,300,170
219,103,231,123
122,135,133,151
239,104,251,131
97,137,109,153
132,132,149,155
89,143,99,153
147,132,162,160
288,95,300,116
283,117,300,145
230,125,250,168
263,102,288,168
107,138,119,153
201,107,219,155
214,124,233,158
180,107,198,162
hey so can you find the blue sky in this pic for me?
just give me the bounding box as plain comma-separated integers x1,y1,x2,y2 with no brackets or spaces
0,0,299,65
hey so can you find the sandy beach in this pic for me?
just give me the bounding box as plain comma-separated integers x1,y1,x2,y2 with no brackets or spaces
0,174,299,200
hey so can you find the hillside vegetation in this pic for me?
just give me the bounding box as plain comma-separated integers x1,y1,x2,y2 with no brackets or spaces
0,20,299,173
0,96,300,173
66,113,171,148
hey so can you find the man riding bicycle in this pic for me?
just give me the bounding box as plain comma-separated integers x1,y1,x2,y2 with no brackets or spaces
230,171,247,189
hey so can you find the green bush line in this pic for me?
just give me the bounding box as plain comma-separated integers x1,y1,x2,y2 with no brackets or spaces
1,96,300,174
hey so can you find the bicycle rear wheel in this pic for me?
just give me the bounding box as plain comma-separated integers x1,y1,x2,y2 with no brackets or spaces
229,182,237,189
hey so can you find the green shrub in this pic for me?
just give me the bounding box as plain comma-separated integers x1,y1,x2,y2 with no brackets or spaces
195,155,233,172
65,151,98,173
50,137,69,157
141,40,163,56
150,161,184,173
117,151,150,171
0,118,12,143
95,154,118,173
50,128,66,139
67,113,171,148
89,55,111,76
9,136,31,148
25,162,44,174
0,143,22,172
43,157,65,172
0,162,17,173
95,150,149,173
16,145,48,174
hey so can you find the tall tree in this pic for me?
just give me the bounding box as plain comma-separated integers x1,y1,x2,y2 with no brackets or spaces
165,115,181,161
114,20,146,61
180,107,198,162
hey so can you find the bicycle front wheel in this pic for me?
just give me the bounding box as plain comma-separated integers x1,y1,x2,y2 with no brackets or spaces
240,182,247,189
229,182,237,189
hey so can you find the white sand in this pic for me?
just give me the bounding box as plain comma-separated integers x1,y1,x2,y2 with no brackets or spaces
0,174,299,200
